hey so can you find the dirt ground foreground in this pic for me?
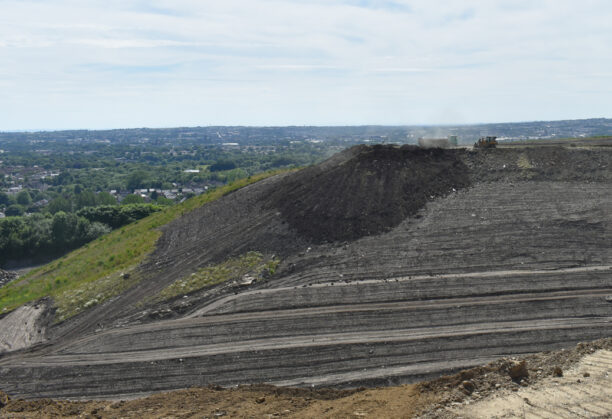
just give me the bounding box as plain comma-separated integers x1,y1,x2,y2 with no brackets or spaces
0,385,434,419
1,338,610,418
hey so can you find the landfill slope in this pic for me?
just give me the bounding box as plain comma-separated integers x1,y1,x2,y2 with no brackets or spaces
267,144,471,242
0,143,611,400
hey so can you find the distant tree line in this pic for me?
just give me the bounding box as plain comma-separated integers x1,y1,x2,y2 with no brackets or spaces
0,138,333,267
0,204,161,267
76,204,161,229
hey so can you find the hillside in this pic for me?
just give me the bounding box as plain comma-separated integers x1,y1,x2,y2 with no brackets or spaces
0,142,611,401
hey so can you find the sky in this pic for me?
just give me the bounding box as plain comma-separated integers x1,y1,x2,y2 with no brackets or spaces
1,0,611,130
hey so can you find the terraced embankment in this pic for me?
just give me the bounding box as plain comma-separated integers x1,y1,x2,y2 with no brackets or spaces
0,144,610,400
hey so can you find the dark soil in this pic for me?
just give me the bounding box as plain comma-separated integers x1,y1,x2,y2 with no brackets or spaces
2,339,609,418
268,144,471,243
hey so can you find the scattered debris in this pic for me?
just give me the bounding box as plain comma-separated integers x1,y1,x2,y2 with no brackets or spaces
0,269,18,288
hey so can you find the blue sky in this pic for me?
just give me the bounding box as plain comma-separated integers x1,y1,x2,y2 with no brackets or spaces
1,0,611,130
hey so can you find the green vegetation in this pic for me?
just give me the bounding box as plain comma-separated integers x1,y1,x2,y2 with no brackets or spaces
0,171,285,320
76,204,162,228
121,194,145,205
517,154,534,170
0,204,161,265
0,133,332,216
153,251,279,303
517,154,536,179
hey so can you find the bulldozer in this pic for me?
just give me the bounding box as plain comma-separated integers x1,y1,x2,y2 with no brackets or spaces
474,136,498,149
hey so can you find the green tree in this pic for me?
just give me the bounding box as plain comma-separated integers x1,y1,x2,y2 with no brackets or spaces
54,171,73,186
24,213,53,254
77,203,160,228
0,192,10,206
5,204,24,216
126,171,149,191
51,211,78,247
48,196,72,214
83,221,111,241
29,190,45,202
96,191,117,206
210,160,236,172
76,190,96,209
121,194,145,205
16,190,32,206
155,196,174,206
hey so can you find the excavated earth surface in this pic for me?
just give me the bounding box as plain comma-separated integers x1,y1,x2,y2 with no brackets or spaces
0,143,611,411
1,338,610,418
267,145,471,242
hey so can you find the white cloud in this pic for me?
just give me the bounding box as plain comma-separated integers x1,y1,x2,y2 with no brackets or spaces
69,39,202,49
0,0,611,129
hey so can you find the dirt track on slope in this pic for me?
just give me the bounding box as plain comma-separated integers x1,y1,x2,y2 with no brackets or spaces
1,339,610,418
1,266,610,398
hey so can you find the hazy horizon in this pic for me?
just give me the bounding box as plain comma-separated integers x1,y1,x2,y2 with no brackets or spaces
2,116,611,134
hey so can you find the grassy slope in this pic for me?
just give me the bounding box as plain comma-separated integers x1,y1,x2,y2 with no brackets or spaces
0,171,285,320
152,251,279,304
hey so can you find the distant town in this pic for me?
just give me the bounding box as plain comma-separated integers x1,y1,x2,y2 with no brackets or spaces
1,117,612,220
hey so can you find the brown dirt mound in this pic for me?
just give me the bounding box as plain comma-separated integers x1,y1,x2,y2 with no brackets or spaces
269,144,471,242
